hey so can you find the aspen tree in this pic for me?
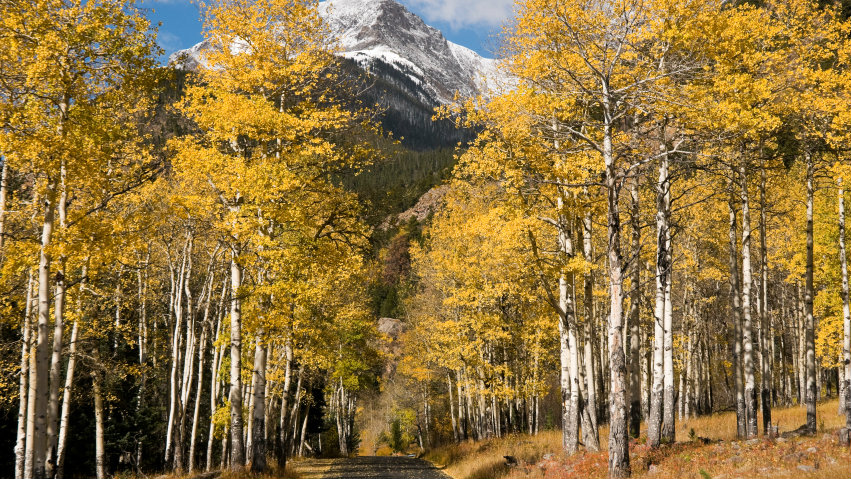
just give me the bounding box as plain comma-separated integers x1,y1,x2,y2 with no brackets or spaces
839,172,851,441
648,154,670,448
834,162,851,439
0,2,156,476
740,158,758,438
628,179,643,438
759,165,772,434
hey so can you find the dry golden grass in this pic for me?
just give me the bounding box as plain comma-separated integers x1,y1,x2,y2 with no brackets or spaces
425,399,851,479
674,399,847,442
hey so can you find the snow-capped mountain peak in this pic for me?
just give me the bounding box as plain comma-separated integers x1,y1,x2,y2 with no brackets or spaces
317,0,497,104
171,0,501,105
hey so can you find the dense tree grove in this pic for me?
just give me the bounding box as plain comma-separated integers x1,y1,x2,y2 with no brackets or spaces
2,0,851,478
1,0,383,477
397,0,851,478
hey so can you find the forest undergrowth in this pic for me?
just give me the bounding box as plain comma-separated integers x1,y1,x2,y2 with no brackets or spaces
425,399,850,479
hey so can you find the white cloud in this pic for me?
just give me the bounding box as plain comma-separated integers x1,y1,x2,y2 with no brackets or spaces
157,31,183,53
403,0,514,29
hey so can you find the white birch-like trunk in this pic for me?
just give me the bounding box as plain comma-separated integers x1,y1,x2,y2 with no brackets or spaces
25,182,57,479
278,338,293,467
15,271,34,479
175,241,197,472
759,166,772,433
448,375,459,443
739,160,758,438
250,331,267,472
55,263,84,479
207,274,228,470
54,320,77,479
135,256,148,472
165,246,188,465
581,209,599,441
628,179,642,438
567,315,581,453
92,371,106,479
206,319,223,470
602,101,629,478
685,330,693,420
557,189,579,454
229,255,245,468
298,406,309,457
662,243,675,443
648,156,669,448
46,161,68,479
838,179,851,437
457,371,466,440
188,299,210,472
804,158,817,432
728,180,746,438
0,158,9,252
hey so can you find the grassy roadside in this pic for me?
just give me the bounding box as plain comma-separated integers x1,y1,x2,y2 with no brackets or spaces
425,399,850,479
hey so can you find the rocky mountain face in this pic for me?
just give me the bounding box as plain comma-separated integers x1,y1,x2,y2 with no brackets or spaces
170,0,502,148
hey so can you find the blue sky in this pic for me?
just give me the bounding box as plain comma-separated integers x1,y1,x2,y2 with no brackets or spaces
140,0,513,63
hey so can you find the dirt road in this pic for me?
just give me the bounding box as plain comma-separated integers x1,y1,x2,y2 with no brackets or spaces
292,456,452,479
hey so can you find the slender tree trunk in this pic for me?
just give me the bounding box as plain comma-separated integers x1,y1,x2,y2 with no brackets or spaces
797,285,806,406
289,368,304,456
298,406,309,457
685,330,693,420
278,338,293,469
556,189,579,454
26,182,58,479
263,346,273,459
165,247,188,465
55,263,84,479
648,156,669,448
759,166,772,434
578,335,600,451
642,323,650,419
838,178,851,441
229,255,245,468
457,371,467,440
54,321,77,479
0,159,9,253
188,314,209,472
603,110,630,478
739,160,758,438
728,179,746,438
46,162,68,479
804,157,817,433
628,179,642,438
567,314,580,454
207,274,228,470
92,371,106,479
15,271,34,479
662,239,675,443
177,242,200,473
250,331,267,472
206,328,222,470
335,380,347,455
582,208,600,440
135,256,148,473
448,375,459,443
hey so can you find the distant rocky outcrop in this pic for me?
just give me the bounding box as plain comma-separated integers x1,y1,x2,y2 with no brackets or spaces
377,317,404,341
382,184,448,229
